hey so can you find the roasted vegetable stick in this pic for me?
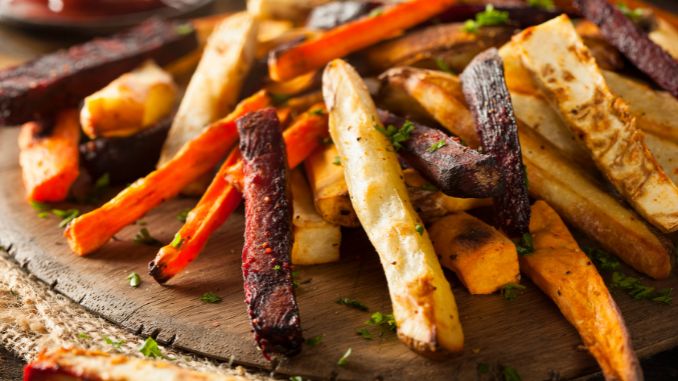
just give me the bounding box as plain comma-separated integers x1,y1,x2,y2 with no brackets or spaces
515,15,678,233
429,213,519,295
644,133,678,186
522,201,642,381
80,60,177,139
290,169,341,266
247,0,332,23
324,59,463,353
65,91,270,256
239,108,303,358
649,18,678,60
575,0,678,99
159,12,258,166
149,105,329,282
0,18,196,126
378,67,480,147
19,110,80,202
268,0,458,82
520,126,673,279
461,48,530,237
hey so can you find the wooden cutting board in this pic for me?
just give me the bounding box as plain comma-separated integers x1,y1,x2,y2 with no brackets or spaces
2,127,678,381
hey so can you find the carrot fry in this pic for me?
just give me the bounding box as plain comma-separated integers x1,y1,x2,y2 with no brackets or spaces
64,91,270,256
149,105,329,283
19,110,80,202
267,0,457,82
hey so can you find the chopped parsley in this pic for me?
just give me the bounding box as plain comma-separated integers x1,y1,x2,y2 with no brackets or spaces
415,224,424,235
528,0,555,11
271,93,291,106
177,209,190,223
617,3,646,22
290,377,304,381
51,208,80,228
584,246,620,271
310,108,325,116
169,233,184,249
477,362,490,374
128,272,141,288
336,297,369,311
515,233,534,256
77,332,91,340
305,335,323,347
337,347,352,366
421,183,438,192
332,156,341,166
139,337,163,359
356,327,373,340
368,7,384,18
434,57,453,74
134,227,161,246
368,312,396,332
273,264,282,271
502,365,522,381
501,283,526,301
427,139,447,153
464,5,510,33
200,292,222,304
103,336,125,349
374,120,415,151
175,23,193,36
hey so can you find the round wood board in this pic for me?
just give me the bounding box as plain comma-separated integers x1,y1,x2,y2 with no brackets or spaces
2,128,678,381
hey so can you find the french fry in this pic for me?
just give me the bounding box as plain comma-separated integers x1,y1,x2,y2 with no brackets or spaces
290,169,341,266
515,15,678,233
644,133,678,186
429,213,519,295
649,17,678,60
268,0,458,82
149,105,329,282
65,91,270,256
323,59,463,353
158,12,259,166
520,126,673,279
19,110,80,202
80,60,177,139
522,201,642,381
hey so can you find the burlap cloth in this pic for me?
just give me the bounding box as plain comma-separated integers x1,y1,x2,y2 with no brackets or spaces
0,250,275,380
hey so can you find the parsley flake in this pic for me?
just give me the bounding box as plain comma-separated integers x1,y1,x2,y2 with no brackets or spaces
528,0,555,10
434,57,453,74
134,227,161,246
368,7,384,18
128,272,141,288
501,283,526,301
177,209,190,223
515,233,534,256
368,312,396,332
139,337,163,359
175,23,193,36
502,365,522,381
617,3,646,22
169,233,184,249
310,108,325,116
200,292,222,304
375,121,415,150
305,335,323,347
464,5,510,33
427,139,447,153
77,332,91,340
273,264,282,271
336,297,368,311
332,156,341,166
52,208,80,228
103,336,125,349
356,327,373,340
290,377,304,381
337,347,352,366
415,224,424,235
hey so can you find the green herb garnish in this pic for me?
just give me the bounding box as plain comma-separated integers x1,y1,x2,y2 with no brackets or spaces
502,365,522,381
611,272,672,303
271,93,291,106
77,332,91,340
427,139,447,153
273,264,282,271
336,297,368,311
139,337,163,359
169,233,184,249
415,223,424,235
515,233,534,256
501,283,526,301
134,227,161,246
464,5,510,33
52,208,79,228
177,209,190,223
310,108,325,116
584,246,620,271
368,7,384,18
617,3,646,22
337,347,352,366
356,327,373,340
103,336,125,349
175,23,194,36
421,183,438,192
290,377,304,381
305,335,323,347
200,292,222,304
528,0,555,11
375,120,415,150
332,156,342,166
368,312,396,332
128,272,141,288
434,57,453,74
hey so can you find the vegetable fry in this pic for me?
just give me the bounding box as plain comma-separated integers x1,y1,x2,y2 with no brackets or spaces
461,48,530,237
268,0,458,82
159,12,259,166
290,169,341,266
65,91,270,256
19,110,80,202
80,60,177,139
323,59,463,353
429,212,519,295
521,200,642,381
514,15,678,233
239,108,303,358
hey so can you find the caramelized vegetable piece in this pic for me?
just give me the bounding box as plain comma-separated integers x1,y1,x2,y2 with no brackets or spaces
514,15,678,233
80,60,177,139
324,59,463,354
429,213,519,295
19,110,80,202
268,0,457,82
460,48,530,237
239,108,303,358
522,201,642,381
64,91,270,256
149,105,329,283
378,110,502,198
0,18,196,126
575,0,678,98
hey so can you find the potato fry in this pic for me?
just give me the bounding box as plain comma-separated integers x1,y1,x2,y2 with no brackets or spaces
522,201,642,381
323,59,463,353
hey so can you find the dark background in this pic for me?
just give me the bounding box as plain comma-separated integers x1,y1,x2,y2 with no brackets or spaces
0,0,677,380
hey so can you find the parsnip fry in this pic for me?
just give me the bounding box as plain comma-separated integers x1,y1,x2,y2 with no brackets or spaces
269,0,457,82
159,12,258,166
290,169,341,266
19,110,80,202
65,91,270,256
323,59,463,353
522,201,642,381
515,15,678,233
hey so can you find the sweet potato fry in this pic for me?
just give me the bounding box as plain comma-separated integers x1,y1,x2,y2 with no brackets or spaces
429,212,519,295
149,105,329,282
268,0,458,82
65,91,270,256
521,201,642,381
324,59,463,354
19,110,80,202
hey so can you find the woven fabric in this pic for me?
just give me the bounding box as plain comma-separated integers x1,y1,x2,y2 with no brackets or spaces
0,251,274,380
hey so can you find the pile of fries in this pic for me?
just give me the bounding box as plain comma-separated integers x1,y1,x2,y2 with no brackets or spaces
5,0,678,379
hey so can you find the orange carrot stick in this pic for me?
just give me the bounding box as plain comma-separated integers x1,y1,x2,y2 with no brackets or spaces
65,91,270,256
19,110,80,202
267,0,457,82
149,104,329,283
